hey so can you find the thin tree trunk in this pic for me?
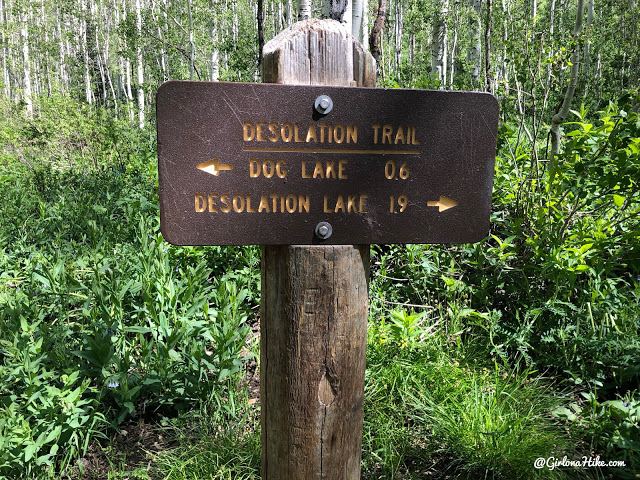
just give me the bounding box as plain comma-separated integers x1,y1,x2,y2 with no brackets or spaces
187,0,195,80
550,0,585,162
484,0,493,93
1,0,10,98
468,0,482,87
582,0,594,96
136,0,144,128
209,0,220,81
431,0,448,87
369,0,386,71
286,0,293,25
21,7,33,116
394,0,402,68
258,0,264,68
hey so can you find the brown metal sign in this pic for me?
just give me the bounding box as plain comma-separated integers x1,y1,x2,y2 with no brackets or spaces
156,81,498,245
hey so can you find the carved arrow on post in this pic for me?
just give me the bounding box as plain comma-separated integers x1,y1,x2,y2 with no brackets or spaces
196,158,233,176
427,196,458,212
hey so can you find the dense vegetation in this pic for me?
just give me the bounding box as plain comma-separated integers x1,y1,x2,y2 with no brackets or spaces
0,0,639,478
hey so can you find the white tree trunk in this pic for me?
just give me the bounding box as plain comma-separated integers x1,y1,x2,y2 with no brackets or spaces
468,0,482,87
56,6,66,92
394,0,402,68
286,0,293,24
209,0,219,81
431,0,448,87
136,0,145,128
1,0,10,98
20,8,33,116
352,0,364,42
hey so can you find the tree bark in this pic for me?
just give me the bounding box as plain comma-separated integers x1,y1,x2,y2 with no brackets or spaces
258,0,264,68
369,0,386,67
484,0,493,93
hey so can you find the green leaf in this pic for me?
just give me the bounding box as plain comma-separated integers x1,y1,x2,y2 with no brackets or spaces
24,442,37,463
613,194,625,207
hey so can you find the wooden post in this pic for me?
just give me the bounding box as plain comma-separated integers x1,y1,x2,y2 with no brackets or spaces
260,19,376,480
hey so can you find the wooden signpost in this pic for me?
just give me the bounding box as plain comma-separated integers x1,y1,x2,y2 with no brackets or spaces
156,19,498,480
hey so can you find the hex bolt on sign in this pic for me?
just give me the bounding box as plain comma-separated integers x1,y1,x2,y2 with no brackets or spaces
315,221,333,240
314,95,333,115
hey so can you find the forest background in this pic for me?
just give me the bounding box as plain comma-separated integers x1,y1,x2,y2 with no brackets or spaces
0,0,638,478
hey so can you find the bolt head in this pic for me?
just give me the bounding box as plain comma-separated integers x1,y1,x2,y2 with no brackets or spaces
315,221,333,240
314,95,333,115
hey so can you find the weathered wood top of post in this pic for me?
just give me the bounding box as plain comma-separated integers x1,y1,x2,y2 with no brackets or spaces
262,19,376,88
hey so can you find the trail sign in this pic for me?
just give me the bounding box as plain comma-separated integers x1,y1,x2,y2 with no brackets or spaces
157,81,498,245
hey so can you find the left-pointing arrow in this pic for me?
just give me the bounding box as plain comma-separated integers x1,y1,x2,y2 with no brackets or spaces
196,158,233,176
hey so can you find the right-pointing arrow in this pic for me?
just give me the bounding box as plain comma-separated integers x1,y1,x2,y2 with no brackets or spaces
427,196,458,212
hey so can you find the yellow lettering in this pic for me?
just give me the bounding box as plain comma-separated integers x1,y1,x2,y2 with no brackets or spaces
333,124,344,144
246,195,256,213
372,124,381,144
220,194,231,213
270,193,279,211
268,122,280,142
250,159,260,177
285,195,296,213
313,160,324,179
338,160,348,179
263,159,274,178
299,195,310,213
394,126,405,144
301,160,312,178
382,125,393,144
276,159,287,178
412,126,421,145
306,124,318,142
318,123,327,142
328,123,333,143
324,195,331,213
243,122,255,141
346,124,357,143
294,124,304,142
347,195,357,212
359,195,368,213
334,195,345,213
232,194,245,212
325,160,336,178
208,194,218,212
195,194,206,212
281,123,293,142
258,195,270,213
256,122,267,141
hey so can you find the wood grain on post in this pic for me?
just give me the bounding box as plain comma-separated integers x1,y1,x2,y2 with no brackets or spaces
260,19,376,480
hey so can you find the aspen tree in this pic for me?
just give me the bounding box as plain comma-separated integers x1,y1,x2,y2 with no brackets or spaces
431,0,448,87
550,0,586,161
136,0,144,128
20,4,32,116
468,0,482,87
